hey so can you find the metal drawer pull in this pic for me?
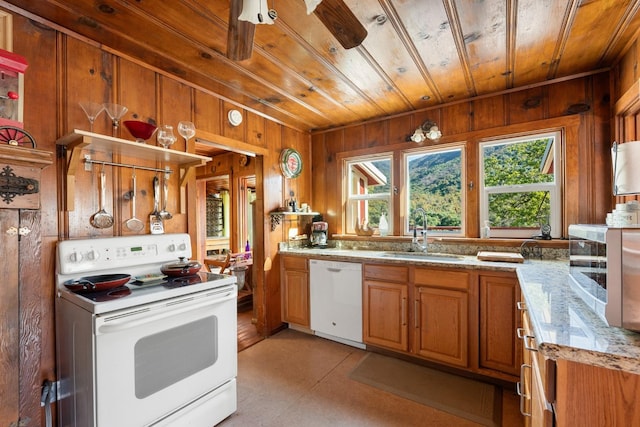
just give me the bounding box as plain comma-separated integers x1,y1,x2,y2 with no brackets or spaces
516,327,526,339
518,363,532,417
524,335,538,352
414,299,420,328
401,297,406,326
516,301,527,311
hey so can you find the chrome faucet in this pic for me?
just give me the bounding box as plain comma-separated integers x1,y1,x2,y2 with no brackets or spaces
413,207,429,253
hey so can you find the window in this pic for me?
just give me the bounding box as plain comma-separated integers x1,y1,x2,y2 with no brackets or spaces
345,155,392,234
480,131,562,238
404,146,464,236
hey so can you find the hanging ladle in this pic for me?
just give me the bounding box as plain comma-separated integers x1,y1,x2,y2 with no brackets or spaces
125,168,145,232
90,164,114,229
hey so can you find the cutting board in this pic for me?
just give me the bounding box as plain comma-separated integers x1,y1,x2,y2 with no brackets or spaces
477,251,524,263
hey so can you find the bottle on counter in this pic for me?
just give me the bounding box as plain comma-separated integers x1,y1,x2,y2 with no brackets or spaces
379,212,389,236
481,220,491,238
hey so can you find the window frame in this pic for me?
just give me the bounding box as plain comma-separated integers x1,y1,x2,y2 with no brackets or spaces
479,130,563,239
343,153,393,235
401,142,467,237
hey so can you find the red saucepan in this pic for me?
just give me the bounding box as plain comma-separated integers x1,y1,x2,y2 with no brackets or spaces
64,273,131,292
161,257,202,277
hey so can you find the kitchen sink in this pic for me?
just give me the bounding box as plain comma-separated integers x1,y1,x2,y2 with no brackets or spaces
381,252,464,262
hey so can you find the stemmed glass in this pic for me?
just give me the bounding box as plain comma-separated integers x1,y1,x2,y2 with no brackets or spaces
157,125,177,149
103,103,128,137
79,102,104,132
177,121,196,144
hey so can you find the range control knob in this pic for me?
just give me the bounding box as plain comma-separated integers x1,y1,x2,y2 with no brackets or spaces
168,244,176,252
178,243,187,251
68,251,83,263
85,249,99,261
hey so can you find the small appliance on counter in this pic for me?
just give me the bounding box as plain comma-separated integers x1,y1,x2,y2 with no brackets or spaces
310,221,328,248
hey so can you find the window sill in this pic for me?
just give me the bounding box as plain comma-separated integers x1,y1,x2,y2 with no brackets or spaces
331,234,569,249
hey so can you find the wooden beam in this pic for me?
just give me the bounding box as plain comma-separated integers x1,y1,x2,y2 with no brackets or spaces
227,0,256,61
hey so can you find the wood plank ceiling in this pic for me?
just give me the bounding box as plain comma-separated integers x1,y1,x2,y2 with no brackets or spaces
2,0,640,132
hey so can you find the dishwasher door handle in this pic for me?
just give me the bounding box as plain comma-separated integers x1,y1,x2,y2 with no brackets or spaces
327,267,342,273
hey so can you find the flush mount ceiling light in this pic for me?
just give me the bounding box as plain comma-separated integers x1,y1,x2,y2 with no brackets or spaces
238,0,277,25
408,120,442,143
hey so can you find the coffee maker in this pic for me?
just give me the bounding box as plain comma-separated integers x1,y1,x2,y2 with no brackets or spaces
310,221,328,248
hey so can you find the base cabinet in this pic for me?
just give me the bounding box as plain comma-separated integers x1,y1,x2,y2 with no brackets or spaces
281,256,309,327
363,264,409,352
480,273,521,377
413,268,470,367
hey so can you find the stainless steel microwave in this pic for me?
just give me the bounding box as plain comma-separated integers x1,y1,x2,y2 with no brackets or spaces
568,224,640,331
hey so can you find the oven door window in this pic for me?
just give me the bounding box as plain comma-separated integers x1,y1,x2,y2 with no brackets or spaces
94,288,237,426
135,317,218,398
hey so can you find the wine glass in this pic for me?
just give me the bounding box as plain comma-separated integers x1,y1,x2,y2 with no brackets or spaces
103,103,128,137
177,121,196,143
157,125,177,149
79,102,104,132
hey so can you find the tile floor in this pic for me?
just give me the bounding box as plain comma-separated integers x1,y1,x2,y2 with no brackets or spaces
219,328,524,426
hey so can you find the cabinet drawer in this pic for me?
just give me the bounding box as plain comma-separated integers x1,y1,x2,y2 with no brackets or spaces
414,268,470,290
364,264,409,282
282,256,307,271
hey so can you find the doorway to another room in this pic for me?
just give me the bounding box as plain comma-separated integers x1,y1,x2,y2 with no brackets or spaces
197,153,263,352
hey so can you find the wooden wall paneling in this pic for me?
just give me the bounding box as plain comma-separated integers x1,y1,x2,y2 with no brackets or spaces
387,114,412,145
364,121,386,148
156,75,192,234
591,72,613,221
15,16,58,237
547,78,590,118
116,59,157,236
615,39,638,101
63,41,116,239
17,210,42,425
563,117,583,228
470,96,506,131
441,102,472,136
343,125,366,151
506,87,546,124
194,91,222,134
246,112,266,148
323,130,344,234
0,208,19,425
310,133,326,217
263,119,284,335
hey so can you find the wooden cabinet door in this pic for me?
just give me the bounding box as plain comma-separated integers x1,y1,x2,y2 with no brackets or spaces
0,209,19,425
363,280,409,352
414,286,468,367
479,273,522,376
281,257,309,326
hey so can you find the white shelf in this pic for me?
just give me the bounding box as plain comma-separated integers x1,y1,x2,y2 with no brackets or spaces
57,129,211,211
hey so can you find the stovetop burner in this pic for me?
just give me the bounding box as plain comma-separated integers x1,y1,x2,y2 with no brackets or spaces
74,286,132,302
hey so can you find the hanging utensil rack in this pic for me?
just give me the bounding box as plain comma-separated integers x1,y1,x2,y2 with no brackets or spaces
56,129,211,212
83,157,173,174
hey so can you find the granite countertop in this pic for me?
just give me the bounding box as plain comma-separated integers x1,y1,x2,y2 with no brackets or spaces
281,247,640,374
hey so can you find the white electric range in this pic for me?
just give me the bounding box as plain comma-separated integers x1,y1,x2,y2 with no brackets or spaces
55,233,238,427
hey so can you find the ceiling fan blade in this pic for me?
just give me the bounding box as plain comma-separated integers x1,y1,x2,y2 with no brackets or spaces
227,0,256,61
313,0,367,49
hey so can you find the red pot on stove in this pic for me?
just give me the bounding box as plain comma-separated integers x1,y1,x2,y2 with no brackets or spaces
160,257,202,277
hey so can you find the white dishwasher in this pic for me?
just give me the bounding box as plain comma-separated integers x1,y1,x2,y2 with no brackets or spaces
309,259,364,349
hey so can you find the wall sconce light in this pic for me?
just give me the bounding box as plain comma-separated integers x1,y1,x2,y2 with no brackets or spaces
407,120,442,143
612,141,640,195
238,0,277,24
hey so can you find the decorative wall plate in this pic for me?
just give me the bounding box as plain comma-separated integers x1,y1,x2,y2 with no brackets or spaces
228,109,243,126
280,148,302,178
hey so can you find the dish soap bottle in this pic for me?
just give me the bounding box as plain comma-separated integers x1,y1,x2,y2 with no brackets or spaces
379,212,389,236
481,220,491,238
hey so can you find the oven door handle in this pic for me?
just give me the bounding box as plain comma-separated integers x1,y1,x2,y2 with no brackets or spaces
95,288,236,334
